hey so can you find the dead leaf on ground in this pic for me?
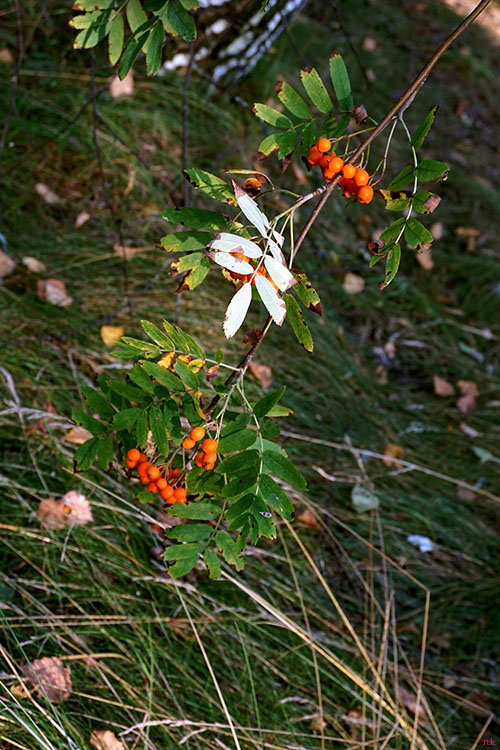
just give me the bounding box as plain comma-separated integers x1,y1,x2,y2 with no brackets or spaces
0,47,14,64
342,272,365,294
61,490,93,525
397,686,429,721
37,498,67,530
113,243,139,260
459,422,479,438
352,484,380,513
296,508,321,530
22,256,46,273
90,730,126,750
457,380,479,413
10,682,31,699
37,279,73,307
362,35,378,51
100,325,124,347
310,715,327,732
35,183,61,205
456,226,480,252
75,211,91,229
416,245,433,270
37,492,93,530
433,375,455,396
383,443,405,468
109,71,134,99
65,426,93,445
21,657,72,704
0,250,16,278
249,362,272,389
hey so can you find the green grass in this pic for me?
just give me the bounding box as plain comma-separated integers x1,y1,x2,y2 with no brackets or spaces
1,0,499,748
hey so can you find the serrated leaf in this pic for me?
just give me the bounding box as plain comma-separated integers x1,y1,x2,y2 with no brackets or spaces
262,451,306,491
184,169,235,205
128,364,156,395
118,22,153,79
293,271,322,315
404,218,433,248
254,385,286,418
215,530,244,571
253,103,292,129
258,133,280,159
141,360,185,391
276,130,296,160
225,494,255,521
136,409,149,448
320,112,350,139
300,67,333,114
113,408,139,431
174,358,199,389
412,190,441,214
300,120,317,155
74,437,99,470
222,472,258,498
74,12,111,49
259,474,294,520
263,257,296,292
383,243,401,286
141,320,174,349
107,380,146,402
216,450,260,476
146,22,163,76
284,294,313,352
126,0,147,31
168,556,199,577
162,320,204,359
167,502,219,520
388,165,414,191
81,385,114,419
255,274,286,326
379,189,411,212
159,0,196,41
233,182,270,237
161,206,228,230
160,230,212,253
275,80,312,119
415,159,449,182
166,524,211,542
223,282,252,340
265,404,292,418
163,542,205,561
411,106,439,149
72,408,105,436
204,548,221,579
218,429,257,454
174,256,211,291
380,218,405,243
97,434,113,470
329,51,353,111
149,405,169,455
210,252,254,274
120,337,161,357
209,233,262,258
108,13,124,64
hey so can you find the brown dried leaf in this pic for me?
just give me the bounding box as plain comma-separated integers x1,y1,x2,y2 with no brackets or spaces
0,250,16,278
22,256,46,273
397,686,429,721
433,375,455,397
90,730,126,750
100,325,124,347
37,498,67,530
37,279,73,307
35,183,61,205
109,71,134,99
21,657,72,703
65,426,94,445
113,243,139,260
354,104,368,124
75,211,91,229
342,272,365,295
296,508,321,530
309,715,327,732
206,364,219,382
249,362,272,389
457,380,479,413
383,443,404,468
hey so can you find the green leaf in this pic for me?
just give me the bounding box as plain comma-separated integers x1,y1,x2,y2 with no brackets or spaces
218,429,257,454
412,190,441,214
216,450,260,476
276,130,296,159
136,409,149,448
284,294,313,352
168,556,199,578
254,385,286,419
275,80,312,119
259,475,294,520
225,494,255,521
388,165,414,191
108,13,124,64
166,524,212,542
204,548,221,579
162,320,205,359
160,230,212,253
167,502,219,520
404,218,433,248
113,408,140,431
411,105,439,149
118,22,153,79
383,243,401,287
70,10,107,29
221,472,258,498
183,169,236,205
74,437,99,470
107,380,146,402
146,22,164,76
126,0,147,31
380,218,405,242
174,359,199,389
72,408,105,436
300,67,333,114
415,159,449,182
74,13,111,49
128,363,156,395
266,404,292,418
141,360,185,391
149,405,169,455
329,51,353,111
253,103,292,129
300,120,317,155
172,256,211,291
215,530,244,571
161,206,228,230
262,451,307,491
81,385,114,419
159,0,196,41
258,133,280,158
120,337,161,357
141,320,174,349
320,113,350,139
292,271,322,315
163,542,204,561
379,189,411,212
97,434,113,470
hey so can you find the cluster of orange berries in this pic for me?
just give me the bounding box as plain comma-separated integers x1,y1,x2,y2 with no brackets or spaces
229,254,279,290
182,426,219,471
307,138,374,204
126,448,187,504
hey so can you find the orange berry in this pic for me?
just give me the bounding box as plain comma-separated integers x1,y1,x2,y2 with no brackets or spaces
137,453,148,464
169,467,181,479
148,466,161,481
125,458,137,469
316,137,331,154
147,482,159,493
190,426,206,442
156,477,168,490
307,147,322,165
329,156,344,174
203,450,217,464
138,461,151,475
173,487,187,503
354,169,369,187
202,438,218,454
127,448,140,463
342,164,356,179
140,475,150,485
182,437,196,450
319,155,331,169
194,452,205,468
358,185,374,204
204,462,216,471
160,485,174,501
323,169,335,182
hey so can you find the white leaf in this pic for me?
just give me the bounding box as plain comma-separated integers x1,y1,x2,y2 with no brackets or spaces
210,252,254,274
255,273,286,326
223,282,252,339
272,229,284,247
407,534,435,553
210,233,262,258
233,181,270,237
267,239,286,263
264,256,297,291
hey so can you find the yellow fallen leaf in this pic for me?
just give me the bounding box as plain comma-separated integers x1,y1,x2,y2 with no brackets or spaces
22,256,46,273
100,325,124,347
75,211,91,228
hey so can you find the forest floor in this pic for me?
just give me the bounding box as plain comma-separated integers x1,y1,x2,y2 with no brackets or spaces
0,0,499,748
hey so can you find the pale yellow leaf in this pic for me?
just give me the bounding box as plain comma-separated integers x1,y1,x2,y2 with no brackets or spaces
100,325,124,347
